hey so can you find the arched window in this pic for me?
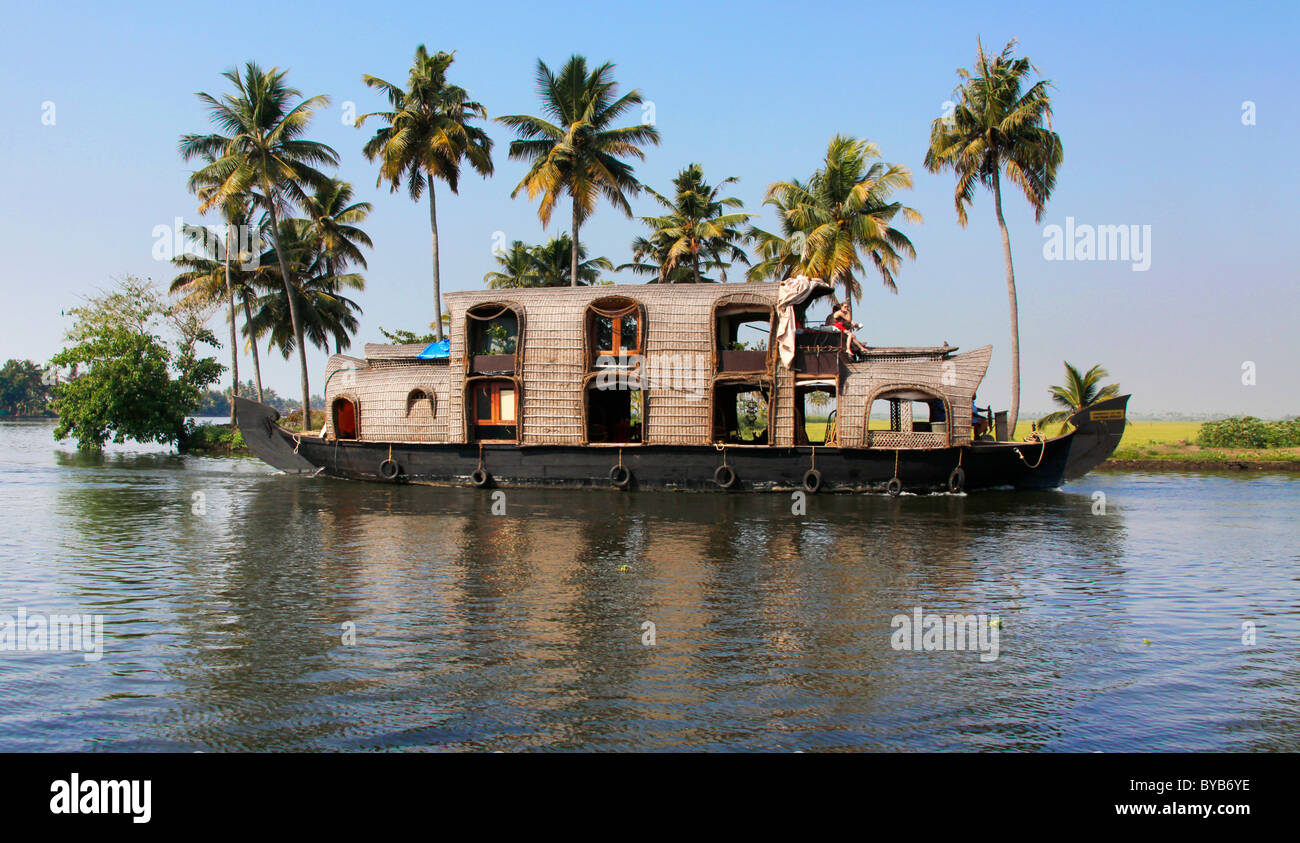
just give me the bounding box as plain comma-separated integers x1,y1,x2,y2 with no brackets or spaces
866,387,952,447
714,299,773,373
467,303,521,375
586,297,643,368
405,389,435,430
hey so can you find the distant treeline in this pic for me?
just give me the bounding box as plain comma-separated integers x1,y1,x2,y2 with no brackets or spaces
195,381,323,416
0,359,55,417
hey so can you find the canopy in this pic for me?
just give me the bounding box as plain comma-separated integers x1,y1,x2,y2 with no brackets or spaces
775,275,832,368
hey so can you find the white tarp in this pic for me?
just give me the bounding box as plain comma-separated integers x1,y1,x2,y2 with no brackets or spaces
775,275,832,368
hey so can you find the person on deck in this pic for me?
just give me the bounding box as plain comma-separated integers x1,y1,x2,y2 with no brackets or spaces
972,399,990,439
829,302,868,360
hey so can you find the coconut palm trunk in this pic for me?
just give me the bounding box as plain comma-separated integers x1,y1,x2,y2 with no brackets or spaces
243,298,264,402
571,197,581,287
266,201,311,425
427,174,444,342
992,171,1021,435
222,225,240,424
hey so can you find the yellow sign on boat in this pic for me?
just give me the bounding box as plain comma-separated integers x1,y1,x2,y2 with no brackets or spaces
1090,409,1125,421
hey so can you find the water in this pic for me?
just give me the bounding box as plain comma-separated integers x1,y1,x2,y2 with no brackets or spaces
1,419,1297,752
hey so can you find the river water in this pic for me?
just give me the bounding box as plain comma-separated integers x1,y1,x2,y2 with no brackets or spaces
0,419,1296,751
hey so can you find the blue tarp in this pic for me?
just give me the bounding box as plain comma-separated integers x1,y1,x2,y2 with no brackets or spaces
417,339,450,359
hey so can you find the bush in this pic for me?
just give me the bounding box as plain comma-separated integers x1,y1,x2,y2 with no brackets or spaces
178,423,247,455
1195,417,1300,449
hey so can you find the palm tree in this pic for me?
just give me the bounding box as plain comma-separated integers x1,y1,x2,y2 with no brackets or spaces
529,234,613,286
924,38,1064,436
1037,362,1120,433
301,179,373,278
169,217,268,413
750,136,920,316
357,47,493,342
178,159,244,422
246,218,366,358
621,164,752,283
497,55,660,286
180,61,338,421
483,241,540,288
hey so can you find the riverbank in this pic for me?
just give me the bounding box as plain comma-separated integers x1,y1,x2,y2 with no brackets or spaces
180,423,250,456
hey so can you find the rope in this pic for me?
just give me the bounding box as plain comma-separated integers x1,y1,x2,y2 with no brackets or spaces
477,442,484,472
292,432,301,454
466,305,513,321
893,449,900,479
618,447,624,469
713,443,728,467
1014,433,1047,468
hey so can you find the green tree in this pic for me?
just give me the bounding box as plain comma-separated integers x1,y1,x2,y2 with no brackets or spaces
168,198,267,409
498,55,660,286
1036,362,1120,433
180,61,339,423
483,240,541,288
51,276,223,450
0,360,52,416
484,235,611,287
621,163,752,283
358,46,494,342
924,38,1064,435
750,136,920,315
528,234,613,286
245,217,366,357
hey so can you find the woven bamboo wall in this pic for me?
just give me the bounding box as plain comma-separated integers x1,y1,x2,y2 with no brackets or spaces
837,345,992,448
321,284,991,451
323,353,451,443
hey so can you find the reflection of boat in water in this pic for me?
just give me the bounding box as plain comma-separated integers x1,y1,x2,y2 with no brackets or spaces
235,278,1128,494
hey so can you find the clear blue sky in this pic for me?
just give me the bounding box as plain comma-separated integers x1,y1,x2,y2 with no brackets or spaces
1,0,1295,416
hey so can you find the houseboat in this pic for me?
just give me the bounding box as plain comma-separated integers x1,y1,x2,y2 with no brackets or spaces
233,276,1129,493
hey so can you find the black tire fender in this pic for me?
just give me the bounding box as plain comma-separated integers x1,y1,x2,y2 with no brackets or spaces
610,464,632,489
714,464,737,489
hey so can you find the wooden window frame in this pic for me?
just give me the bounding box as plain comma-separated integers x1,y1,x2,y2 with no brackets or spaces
595,312,641,358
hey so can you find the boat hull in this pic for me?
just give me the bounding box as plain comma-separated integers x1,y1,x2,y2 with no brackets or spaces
235,395,1130,493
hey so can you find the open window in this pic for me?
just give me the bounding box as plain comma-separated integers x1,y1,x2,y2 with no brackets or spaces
467,304,520,375
715,301,773,373
712,379,771,444
585,376,643,443
587,297,643,369
468,378,518,442
866,388,951,447
332,397,358,440
794,381,838,445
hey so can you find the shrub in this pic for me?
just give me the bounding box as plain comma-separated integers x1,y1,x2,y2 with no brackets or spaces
1195,417,1300,449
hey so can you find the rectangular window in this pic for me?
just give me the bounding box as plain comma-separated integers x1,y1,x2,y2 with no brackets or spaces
596,313,639,356
472,381,517,441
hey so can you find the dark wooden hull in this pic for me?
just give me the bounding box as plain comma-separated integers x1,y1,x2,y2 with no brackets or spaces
233,395,1129,494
